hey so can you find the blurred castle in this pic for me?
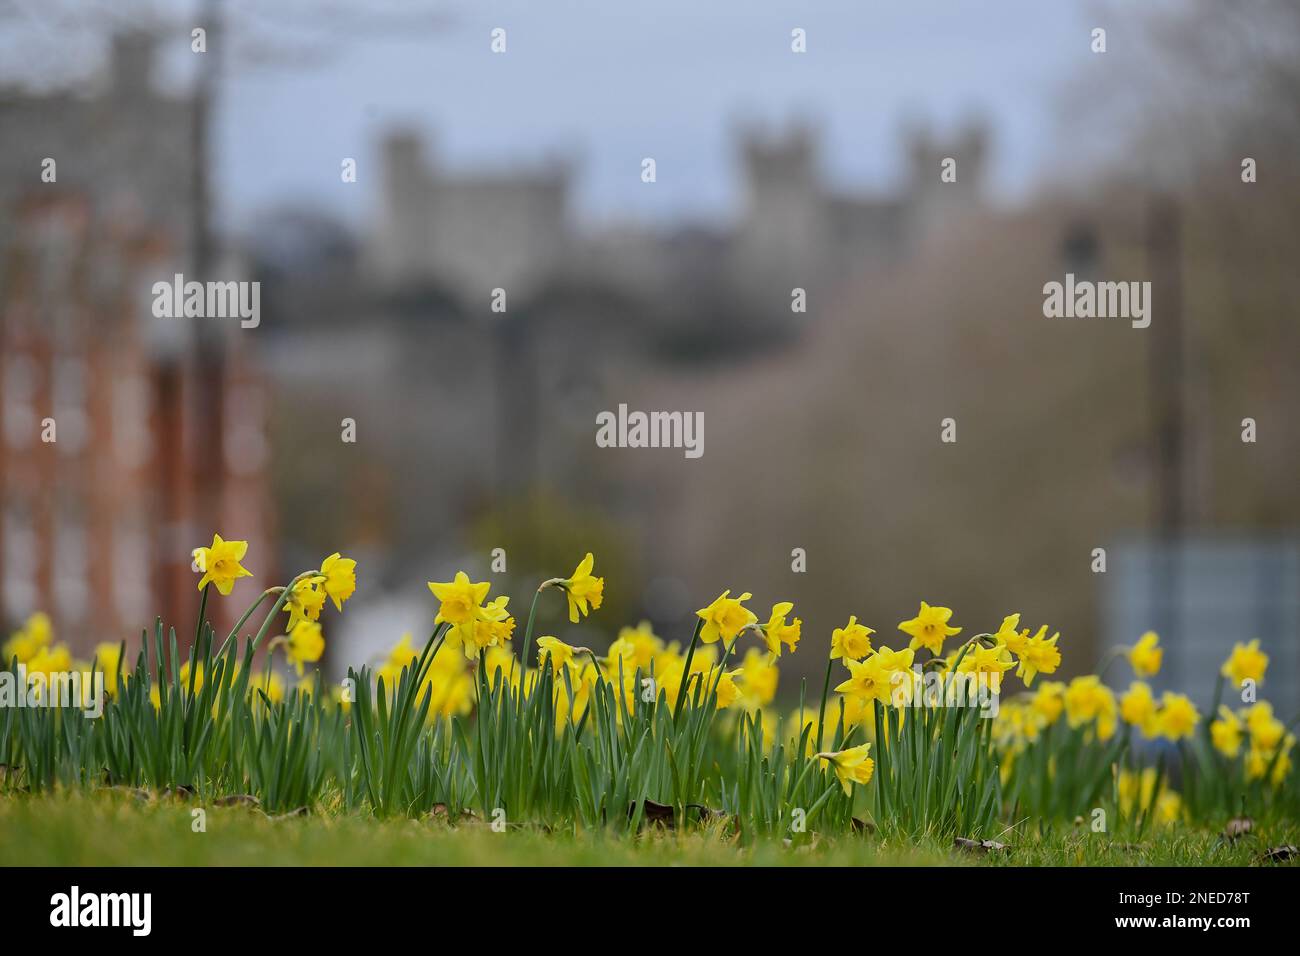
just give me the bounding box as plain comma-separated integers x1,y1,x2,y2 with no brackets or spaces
369,120,988,327
0,34,274,650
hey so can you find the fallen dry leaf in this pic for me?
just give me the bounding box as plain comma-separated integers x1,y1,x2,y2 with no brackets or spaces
954,836,1009,853
1223,818,1254,840
1260,845,1297,863
212,794,260,808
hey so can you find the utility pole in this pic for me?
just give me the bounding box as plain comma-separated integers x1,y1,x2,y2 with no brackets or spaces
1146,194,1184,683
164,0,226,644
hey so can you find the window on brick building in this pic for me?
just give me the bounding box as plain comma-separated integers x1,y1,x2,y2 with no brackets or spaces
53,356,89,455
2,501,38,620
3,353,39,450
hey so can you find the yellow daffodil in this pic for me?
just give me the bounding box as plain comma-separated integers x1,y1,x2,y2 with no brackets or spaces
830,615,874,661
955,641,1014,692
550,659,600,729
994,699,1045,750
993,614,1024,652
296,672,320,699
1127,631,1163,678
739,647,778,707
483,645,520,690
1011,626,1061,686
386,633,420,671
3,611,53,664
1155,790,1184,826
1221,639,1268,688
656,644,718,710
761,602,802,659
1156,691,1199,741
319,552,357,611
376,633,420,688
1244,731,1294,785
1118,767,1160,816
816,743,875,795
1032,680,1066,724
537,635,578,673
284,576,326,631
712,666,744,709
251,669,286,707
1210,706,1244,758
177,661,205,693
285,620,325,675
607,621,662,671
1064,675,1117,739
898,601,961,655
1119,681,1159,737
25,643,72,678
191,534,253,595
428,571,491,627
695,590,758,645
460,595,515,660
93,642,127,696
835,646,915,707
419,647,473,718
559,553,605,623
1244,702,1284,751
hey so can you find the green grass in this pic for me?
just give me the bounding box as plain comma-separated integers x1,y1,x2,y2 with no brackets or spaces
1,791,1295,867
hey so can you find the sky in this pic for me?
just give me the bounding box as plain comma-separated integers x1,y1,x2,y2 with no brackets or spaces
3,0,1127,232
205,0,1111,234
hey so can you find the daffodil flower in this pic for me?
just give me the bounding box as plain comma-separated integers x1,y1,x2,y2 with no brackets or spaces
319,553,357,611
695,590,757,645
761,603,802,659
816,743,875,795
285,620,325,676
283,577,326,631
1127,631,1163,678
191,534,253,595
1119,681,1159,736
898,601,961,655
557,553,605,623
829,615,873,661
1221,639,1268,688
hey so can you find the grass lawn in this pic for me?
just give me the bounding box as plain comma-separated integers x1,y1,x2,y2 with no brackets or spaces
1,792,1295,867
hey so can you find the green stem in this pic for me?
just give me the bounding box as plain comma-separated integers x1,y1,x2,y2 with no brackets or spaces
673,619,704,720
250,571,317,653
815,656,834,754
219,588,281,657
1095,645,1128,681
519,582,555,677
194,583,210,649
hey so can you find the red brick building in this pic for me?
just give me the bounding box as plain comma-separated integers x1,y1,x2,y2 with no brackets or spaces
0,37,274,655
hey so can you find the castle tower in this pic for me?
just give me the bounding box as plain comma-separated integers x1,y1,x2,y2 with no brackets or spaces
374,131,433,284
732,123,829,321
903,120,989,239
